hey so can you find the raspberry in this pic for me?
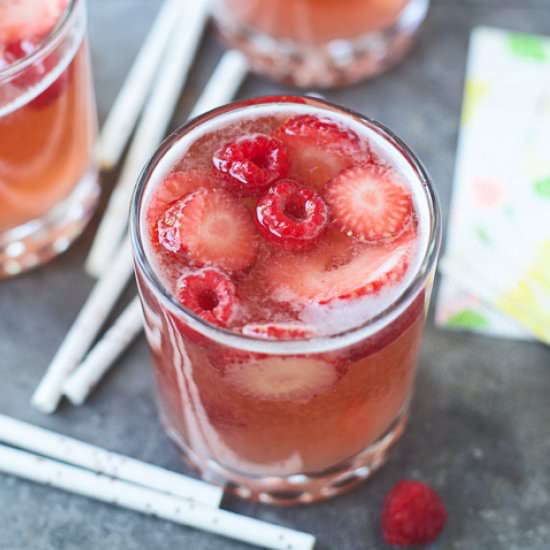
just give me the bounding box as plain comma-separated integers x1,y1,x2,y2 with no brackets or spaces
382,480,447,546
212,133,289,195
255,179,329,250
176,268,238,327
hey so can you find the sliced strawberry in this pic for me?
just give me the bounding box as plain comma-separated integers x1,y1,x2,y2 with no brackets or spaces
176,268,238,327
225,357,339,401
255,179,329,250
242,323,316,340
325,164,413,243
159,187,258,272
265,230,414,304
277,114,365,189
156,170,218,208
0,0,68,42
212,133,289,195
152,170,221,252
148,169,218,240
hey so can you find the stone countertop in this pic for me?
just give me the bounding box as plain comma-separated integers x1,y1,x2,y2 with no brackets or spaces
1,1,549,549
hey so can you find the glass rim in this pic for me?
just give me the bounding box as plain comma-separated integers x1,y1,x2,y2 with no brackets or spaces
0,0,79,81
131,96,442,355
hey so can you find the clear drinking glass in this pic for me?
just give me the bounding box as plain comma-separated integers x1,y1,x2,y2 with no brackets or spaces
211,0,430,87
0,0,98,278
131,96,441,504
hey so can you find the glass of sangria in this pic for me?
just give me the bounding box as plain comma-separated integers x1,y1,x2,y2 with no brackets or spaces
131,96,441,504
0,0,98,278
211,0,430,87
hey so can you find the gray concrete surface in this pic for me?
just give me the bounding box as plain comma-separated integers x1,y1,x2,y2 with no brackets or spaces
1,1,550,548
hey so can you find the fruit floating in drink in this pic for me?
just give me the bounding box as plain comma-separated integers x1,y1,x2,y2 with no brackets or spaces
131,97,441,504
0,0,98,277
212,0,430,87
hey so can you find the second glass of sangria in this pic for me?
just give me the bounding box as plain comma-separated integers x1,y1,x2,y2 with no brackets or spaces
212,0,430,87
0,0,98,278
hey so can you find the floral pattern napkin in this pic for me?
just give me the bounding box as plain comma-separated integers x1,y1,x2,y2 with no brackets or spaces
436,27,550,343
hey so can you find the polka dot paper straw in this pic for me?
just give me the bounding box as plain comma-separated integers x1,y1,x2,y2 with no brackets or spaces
0,414,223,507
0,444,315,550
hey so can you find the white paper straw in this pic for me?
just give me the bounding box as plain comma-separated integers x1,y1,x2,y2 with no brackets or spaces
63,298,144,405
188,50,248,119
32,238,134,414
86,0,210,277
0,415,222,507
94,0,183,170
0,445,315,550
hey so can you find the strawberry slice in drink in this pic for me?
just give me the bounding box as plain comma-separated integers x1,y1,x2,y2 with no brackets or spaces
157,187,258,272
225,357,339,401
277,114,366,190
325,164,413,243
148,170,219,241
0,0,68,42
155,170,219,209
265,229,415,305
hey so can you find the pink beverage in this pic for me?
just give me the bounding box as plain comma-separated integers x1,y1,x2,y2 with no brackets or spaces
211,0,430,87
131,97,441,504
0,0,98,277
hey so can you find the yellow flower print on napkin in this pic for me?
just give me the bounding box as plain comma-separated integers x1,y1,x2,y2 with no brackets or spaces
461,80,490,126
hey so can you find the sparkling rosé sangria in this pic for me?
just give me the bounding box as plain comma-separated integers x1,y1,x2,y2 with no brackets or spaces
0,0,98,277
211,0,430,87
131,97,441,504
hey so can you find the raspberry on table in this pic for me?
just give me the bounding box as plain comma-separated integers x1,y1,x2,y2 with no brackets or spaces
212,133,289,195
381,480,447,546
